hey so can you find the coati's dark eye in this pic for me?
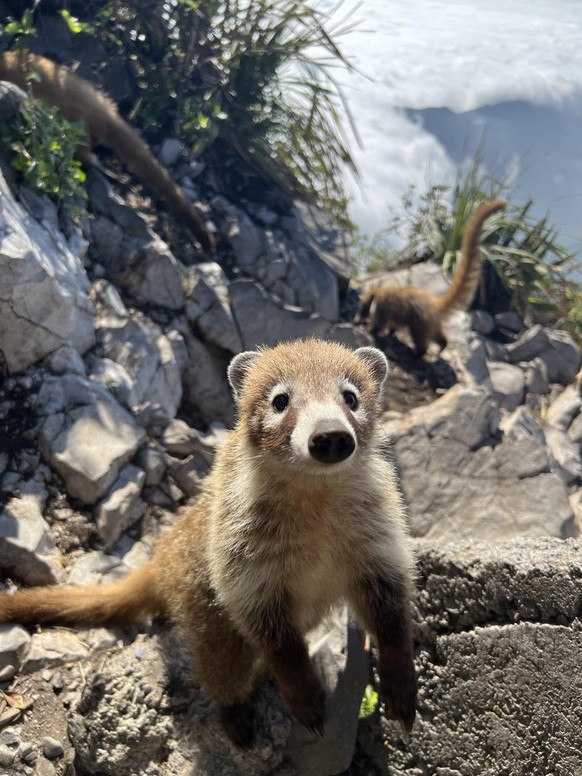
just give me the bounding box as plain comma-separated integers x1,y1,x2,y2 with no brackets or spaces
272,394,289,412
343,391,358,410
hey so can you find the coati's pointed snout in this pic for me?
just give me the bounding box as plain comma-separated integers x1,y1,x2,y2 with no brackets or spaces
308,422,356,464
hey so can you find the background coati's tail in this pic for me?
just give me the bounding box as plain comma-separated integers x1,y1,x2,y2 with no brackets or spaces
0,563,161,627
103,112,216,253
436,199,506,316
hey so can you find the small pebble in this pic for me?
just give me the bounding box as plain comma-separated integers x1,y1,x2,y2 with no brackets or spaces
42,737,64,759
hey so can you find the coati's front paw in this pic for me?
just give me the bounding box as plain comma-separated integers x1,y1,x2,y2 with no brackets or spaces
283,679,327,737
379,654,417,733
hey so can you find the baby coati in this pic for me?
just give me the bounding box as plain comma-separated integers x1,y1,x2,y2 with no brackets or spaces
0,339,416,747
0,51,214,252
355,199,506,357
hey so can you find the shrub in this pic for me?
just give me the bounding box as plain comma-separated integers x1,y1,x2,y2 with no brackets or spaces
0,95,88,218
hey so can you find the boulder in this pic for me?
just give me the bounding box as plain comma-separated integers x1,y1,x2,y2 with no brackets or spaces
0,475,60,585
505,324,550,363
545,384,581,431
543,427,582,485
0,168,95,372
524,357,549,395
229,279,367,351
181,333,235,426
487,361,525,411
494,310,524,333
0,625,31,679
382,538,582,775
184,262,242,354
384,386,573,541
469,309,494,335
37,375,146,505
92,281,183,421
95,465,146,550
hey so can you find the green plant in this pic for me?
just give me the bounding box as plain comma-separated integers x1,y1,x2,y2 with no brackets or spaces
4,0,358,218
0,96,88,218
359,683,379,718
354,150,578,324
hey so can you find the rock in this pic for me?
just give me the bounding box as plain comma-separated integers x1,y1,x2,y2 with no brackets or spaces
524,357,549,395
0,626,31,679
95,465,146,550
86,173,151,238
169,453,209,498
285,608,368,776
215,197,342,322
384,387,573,541
505,324,550,363
481,336,508,362
162,419,209,457
0,168,95,373
41,737,64,760
119,238,185,310
500,404,547,447
184,262,242,354
545,384,581,431
543,427,582,485
0,475,60,586
38,375,146,505
487,361,525,411
383,385,500,451
229,279,353,351
542,329,582,384
470,309,494,335
22,631,90,673
86,356,135,408
567,411,582,445
135,447,167,487
43,345,86,377
382,538,582,775
158,138,183,167
92,281,183,420
66,551,127,586
67,633,289,776
181,333,235,427
494,310,524,333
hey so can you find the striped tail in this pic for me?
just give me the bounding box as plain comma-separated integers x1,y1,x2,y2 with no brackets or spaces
436,199,506,317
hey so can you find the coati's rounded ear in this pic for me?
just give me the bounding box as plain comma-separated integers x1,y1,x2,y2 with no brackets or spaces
353,347,388,388
228,350,260,398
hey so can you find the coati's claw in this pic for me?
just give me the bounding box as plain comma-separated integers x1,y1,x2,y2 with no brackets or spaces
379,656,417,734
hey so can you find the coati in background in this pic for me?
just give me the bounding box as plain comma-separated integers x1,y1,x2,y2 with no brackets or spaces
355,199,507,357
0,51,215,252
0,339,416,748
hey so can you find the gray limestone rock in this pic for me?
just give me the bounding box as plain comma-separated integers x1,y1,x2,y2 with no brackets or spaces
158,138,184,167
37,374,146,505
0,475,60,586
95,465,146,550
0,625,31,679
487,361,525,411
285,608,368,776
505,324,550,363
21,631,90,674
181,333,235,426
382,538,582,776
469,309,494,335
545,384,581,431
169,453,210,498
92,281,184,420
543,426,582,485
185,262,242,354
543,329,581,383
43,345,86,377
524,357,549,395
494,310,524,333
384,387,573,541
135,446,167,487
0,169,95,373
120,237,185,310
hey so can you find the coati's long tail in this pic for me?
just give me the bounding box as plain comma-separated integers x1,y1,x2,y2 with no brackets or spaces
0,51,215,253
436,199,506,316
0,563,161,627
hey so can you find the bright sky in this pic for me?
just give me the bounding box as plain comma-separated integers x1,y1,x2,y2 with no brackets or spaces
320,0,582,245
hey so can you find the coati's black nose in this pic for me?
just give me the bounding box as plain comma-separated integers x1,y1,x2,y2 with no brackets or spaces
308,428,356,464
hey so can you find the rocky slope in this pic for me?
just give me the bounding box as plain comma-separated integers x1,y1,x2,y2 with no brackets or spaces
0,72,581,775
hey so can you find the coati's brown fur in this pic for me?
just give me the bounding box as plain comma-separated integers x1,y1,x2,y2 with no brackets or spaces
0,51,215,252
355,200,507,357
0,339,416,747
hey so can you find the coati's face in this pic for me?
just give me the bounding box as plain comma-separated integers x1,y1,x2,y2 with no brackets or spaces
228,339,387,474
